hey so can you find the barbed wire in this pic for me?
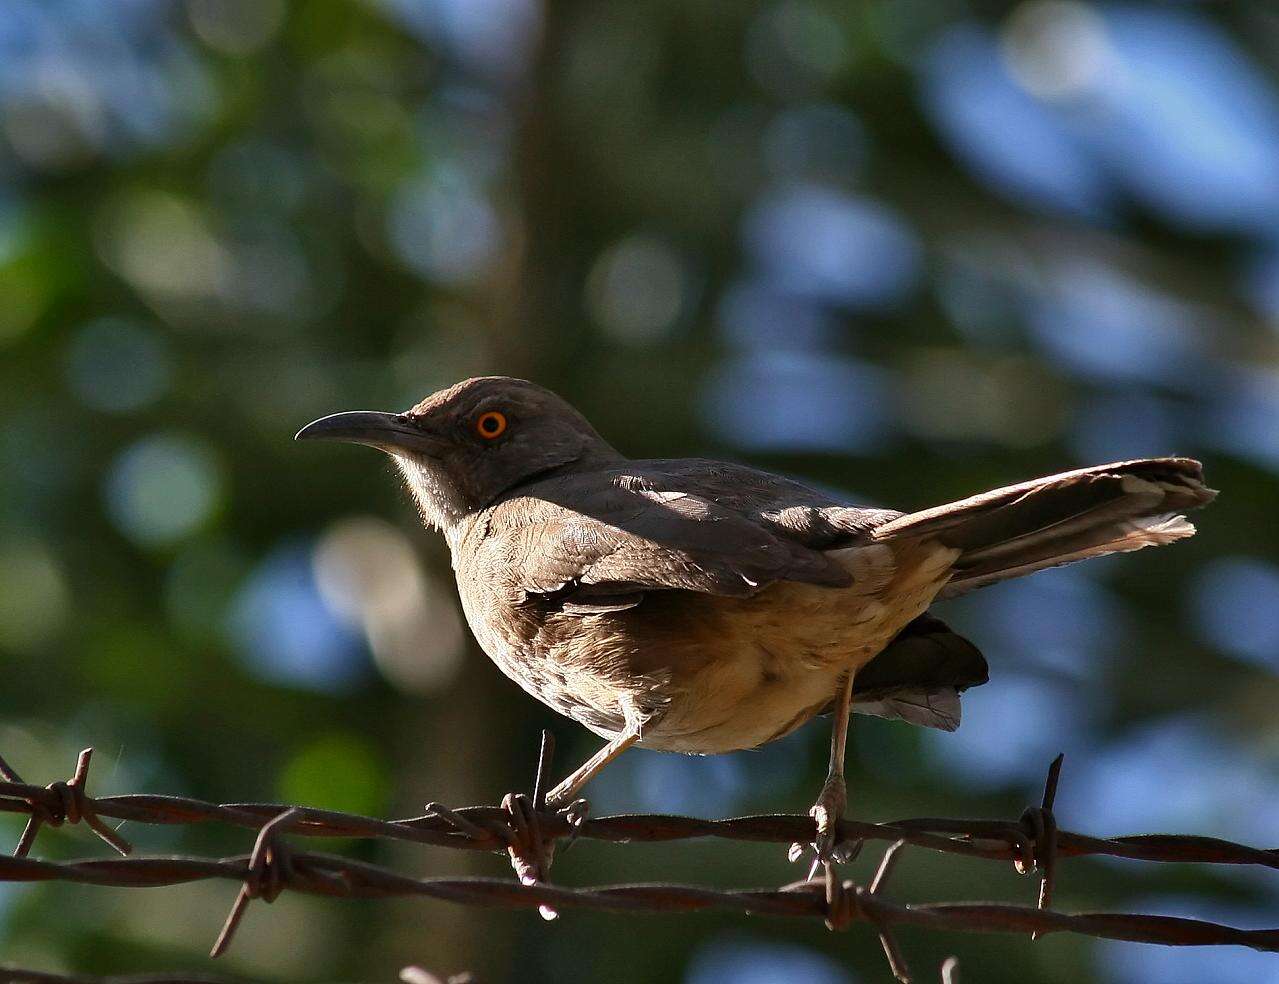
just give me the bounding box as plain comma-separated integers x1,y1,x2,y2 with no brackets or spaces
1,738,1276,984
0,968,240,984
2,747,1272,871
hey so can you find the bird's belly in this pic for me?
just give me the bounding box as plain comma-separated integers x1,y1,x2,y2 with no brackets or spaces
641,541,959,754
458,540,958,755
642,647,842,754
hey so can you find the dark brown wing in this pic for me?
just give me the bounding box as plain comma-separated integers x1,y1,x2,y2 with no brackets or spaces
624,458,902,548
484,490,845,609
482,461,894,608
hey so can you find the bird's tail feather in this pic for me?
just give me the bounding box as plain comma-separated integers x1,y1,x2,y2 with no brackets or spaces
852,614,988,731
871,458,1216,598
854,688,964,731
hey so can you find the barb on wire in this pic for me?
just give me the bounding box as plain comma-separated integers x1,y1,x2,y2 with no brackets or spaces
2,750,1273,872
427,730,562,919
1,846,1276,952
1019,753,1063,938
210,807,299,958
825,839,915,982
2,744,1278,981
499,729,556,890
0,749,130,859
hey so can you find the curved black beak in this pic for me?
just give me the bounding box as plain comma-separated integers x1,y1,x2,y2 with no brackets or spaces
295,411,440,453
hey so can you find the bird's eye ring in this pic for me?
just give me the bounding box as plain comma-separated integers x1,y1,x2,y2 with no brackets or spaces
476,410,508,439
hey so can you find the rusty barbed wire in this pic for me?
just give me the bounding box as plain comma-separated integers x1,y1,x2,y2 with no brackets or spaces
1,740,1276,984
0,968,240,984
2,746,1273,872
2,841,1276,973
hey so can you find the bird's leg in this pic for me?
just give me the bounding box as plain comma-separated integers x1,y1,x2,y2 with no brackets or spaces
791,670,857,871
543,728,640,809
815,668,855,857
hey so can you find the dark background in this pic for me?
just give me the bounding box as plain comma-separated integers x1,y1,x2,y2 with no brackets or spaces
2,1,1278,981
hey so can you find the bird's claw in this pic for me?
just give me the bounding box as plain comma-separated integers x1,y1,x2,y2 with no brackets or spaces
789,776,857,875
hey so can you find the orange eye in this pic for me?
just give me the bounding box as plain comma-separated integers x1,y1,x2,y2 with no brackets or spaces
475,410,507,439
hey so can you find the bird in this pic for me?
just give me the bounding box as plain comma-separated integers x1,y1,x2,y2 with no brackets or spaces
297,375,1215,862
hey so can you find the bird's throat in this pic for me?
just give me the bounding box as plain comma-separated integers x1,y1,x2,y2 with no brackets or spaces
393,455,470,534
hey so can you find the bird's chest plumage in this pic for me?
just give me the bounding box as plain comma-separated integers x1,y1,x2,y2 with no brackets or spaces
451,540,645,737
452,532,958,754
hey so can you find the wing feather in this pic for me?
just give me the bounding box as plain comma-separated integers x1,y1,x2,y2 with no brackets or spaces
483,464,885,608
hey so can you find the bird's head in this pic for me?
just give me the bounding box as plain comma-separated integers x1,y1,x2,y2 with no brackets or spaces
296,376,620,533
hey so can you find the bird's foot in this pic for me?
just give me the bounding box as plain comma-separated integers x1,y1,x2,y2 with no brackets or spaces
499,792,553,883
543,794,591,851
788,775,858,876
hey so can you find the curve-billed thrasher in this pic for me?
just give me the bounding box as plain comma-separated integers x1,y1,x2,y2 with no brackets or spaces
298,376,1214,859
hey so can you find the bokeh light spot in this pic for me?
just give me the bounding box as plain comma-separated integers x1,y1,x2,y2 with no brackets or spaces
922,24,1112,219
313,517,465,695
227,540,368,692
377,0,542,81
387,169,501,286
96,191,230,303
1191,558,1279,669
104,433,223,547
186,0,286,56
1068,717,1279,844
278,732,390,817
716,281,837,352
585,234,691,344
925,674,1091,791
1001,1,1112,101
0,538,69,654
701,352,893,453
743,185,920,309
